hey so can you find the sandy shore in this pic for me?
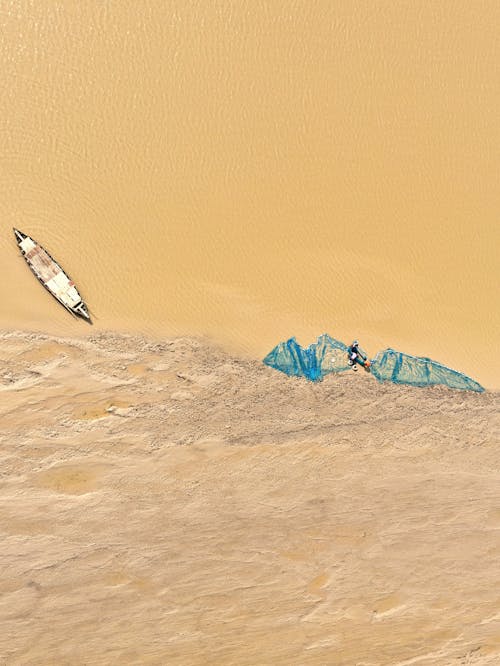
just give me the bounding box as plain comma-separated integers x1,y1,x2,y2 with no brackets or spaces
0,330,499,665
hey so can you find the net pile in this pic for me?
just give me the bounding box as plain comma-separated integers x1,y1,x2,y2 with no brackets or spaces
263,334,350,381
370,349,484,392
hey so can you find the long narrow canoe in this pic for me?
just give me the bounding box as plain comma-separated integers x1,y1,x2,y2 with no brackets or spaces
13,228,91,323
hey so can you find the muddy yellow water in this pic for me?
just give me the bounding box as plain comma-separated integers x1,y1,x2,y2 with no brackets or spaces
1,1,498,387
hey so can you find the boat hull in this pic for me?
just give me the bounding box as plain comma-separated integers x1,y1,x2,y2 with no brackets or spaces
13,228,91,323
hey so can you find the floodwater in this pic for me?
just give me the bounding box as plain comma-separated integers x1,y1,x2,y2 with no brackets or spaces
1,1,498,387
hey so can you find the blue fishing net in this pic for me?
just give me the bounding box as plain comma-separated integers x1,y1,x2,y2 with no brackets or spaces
264,334,484,392
370,348,484,392
263,334,350,381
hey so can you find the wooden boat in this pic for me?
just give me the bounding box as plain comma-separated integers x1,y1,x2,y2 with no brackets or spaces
13,228,92,323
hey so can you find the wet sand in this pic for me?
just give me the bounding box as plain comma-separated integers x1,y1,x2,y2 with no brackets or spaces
1,330,499,664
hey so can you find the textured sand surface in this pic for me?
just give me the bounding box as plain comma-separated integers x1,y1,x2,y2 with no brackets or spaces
0,331,499,665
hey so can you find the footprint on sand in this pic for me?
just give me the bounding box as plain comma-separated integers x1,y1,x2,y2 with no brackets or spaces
35,463,107,494
372,592,407,618
127,363,148,376
486,508,500,528
73,399,130,420
307,572,330,598
103,572,152,592
18,341,75,363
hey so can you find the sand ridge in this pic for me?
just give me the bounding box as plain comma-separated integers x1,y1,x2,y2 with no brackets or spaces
0,330,499,665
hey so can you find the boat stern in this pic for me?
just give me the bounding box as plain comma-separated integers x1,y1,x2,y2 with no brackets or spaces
13,228,27,244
